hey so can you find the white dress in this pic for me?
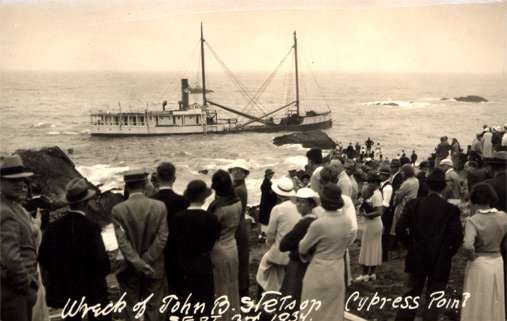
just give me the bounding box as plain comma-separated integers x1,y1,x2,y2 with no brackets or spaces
358,190,383,266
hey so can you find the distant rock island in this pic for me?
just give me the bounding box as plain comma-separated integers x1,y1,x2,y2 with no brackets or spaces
441,95,488,103
273,130,336,149
376,102,399,107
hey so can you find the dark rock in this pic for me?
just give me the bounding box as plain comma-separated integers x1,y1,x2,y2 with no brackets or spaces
198,169,209,175
15,146,123,227
384,102,399,106
273,130,336,149
454,95,488,103
441,97,450,101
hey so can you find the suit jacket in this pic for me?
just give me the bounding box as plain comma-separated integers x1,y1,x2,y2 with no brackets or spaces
396,194,463,282
38,211,110,308
112,193,168,279
152,188,188,281
0,196,38,296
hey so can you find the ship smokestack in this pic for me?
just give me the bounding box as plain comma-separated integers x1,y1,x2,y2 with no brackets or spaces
180,79,189,110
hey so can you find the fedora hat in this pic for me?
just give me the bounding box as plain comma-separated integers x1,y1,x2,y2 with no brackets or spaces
0,155,33,179
366,173,382,183
271,176,296,197
184,180,212,201
483,151,507,167
264,168,274,176
123,169,148,183
65,178,96,204
228,160,250,175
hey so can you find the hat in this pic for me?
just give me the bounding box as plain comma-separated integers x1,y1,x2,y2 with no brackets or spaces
390,159,401,168
265,168,275,176
65,178,96,204
123,169,148,183
184,180,212,201
378,166,391,176
419,160,430,170
271,177,296,197
483,151,507,167
228,160,250,175
0,155,33,179
439,159,453,167
427,169,446,183
319,183,344,210
366,173,382,183
295,187,319,200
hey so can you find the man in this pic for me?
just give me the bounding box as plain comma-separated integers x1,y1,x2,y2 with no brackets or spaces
395,169,463,321
365,137,374,152
416,160,430,198
39,178,111,321
470,133,483,158
400,151,411,166
390,159,403,192
23,183,53,232
346,143,355,160
151,162,189,293
482,128,494,158
307,148,324,193
410,150,417,165
344,161,359,204
434,136,451,167
439,159,461,200
330,159,353,198
0,155,38,321
259,169,277,242
112,170,168,321
228,160,250,298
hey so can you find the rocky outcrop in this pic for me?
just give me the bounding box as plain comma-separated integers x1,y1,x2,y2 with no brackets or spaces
15,146,123,226
454,95,488,103
273,130,336,149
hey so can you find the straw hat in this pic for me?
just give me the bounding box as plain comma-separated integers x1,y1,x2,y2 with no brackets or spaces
0,155,33,179
228,160,250,175
123,169,148,183
439,159,453,167
271,176,296,197
295,187,319,201
65,178,96,204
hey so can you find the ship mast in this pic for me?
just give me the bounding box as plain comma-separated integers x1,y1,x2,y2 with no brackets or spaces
200,22,207,106
293,31,300,116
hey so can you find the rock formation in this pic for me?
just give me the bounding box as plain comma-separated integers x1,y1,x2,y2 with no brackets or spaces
273,130,336,149
454,95,488,103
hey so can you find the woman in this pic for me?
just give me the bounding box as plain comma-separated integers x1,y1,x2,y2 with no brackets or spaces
461,183,507,321
390,164,419,236
209,170,242,320
451,138,462,169
356,173,384,281
172,180,220,318
256,176,298,292
279,187,319,309
299,183,357,321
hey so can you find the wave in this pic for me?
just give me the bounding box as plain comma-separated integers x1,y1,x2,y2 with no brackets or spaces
363,100,431,108
31,122,56,128
76,164,130,192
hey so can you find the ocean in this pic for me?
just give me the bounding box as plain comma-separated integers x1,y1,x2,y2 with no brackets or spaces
1,71,505,203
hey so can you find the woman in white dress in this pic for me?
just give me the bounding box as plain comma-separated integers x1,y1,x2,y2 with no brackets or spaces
299,183,357,321
356,173,384,282
461,183,507,321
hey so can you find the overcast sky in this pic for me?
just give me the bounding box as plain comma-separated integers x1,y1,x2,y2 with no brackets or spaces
1,0,506,73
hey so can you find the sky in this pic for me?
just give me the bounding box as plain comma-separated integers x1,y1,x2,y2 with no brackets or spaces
0,0,506,73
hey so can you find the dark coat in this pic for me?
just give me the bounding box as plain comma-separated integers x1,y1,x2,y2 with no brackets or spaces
392,172,404,192
484,172,507,212
172,208,220,317
416,172,429,198
38,211,110,308
396,194,463,282
152,188,189,285
233,180,250,295
259,178,277,226
23,195,52,231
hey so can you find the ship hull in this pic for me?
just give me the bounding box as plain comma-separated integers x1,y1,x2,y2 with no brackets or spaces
90,113,332,137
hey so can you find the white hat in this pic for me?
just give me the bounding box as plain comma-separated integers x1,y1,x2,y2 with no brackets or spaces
295,187,319,200
271,176,296,197
440,159,453,167
228,159,250,175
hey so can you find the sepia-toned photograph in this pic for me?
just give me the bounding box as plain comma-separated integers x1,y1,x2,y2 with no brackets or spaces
1,0,506,320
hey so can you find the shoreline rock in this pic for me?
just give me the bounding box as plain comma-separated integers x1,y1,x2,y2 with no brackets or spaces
273,130,336,149
454,95,488,103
